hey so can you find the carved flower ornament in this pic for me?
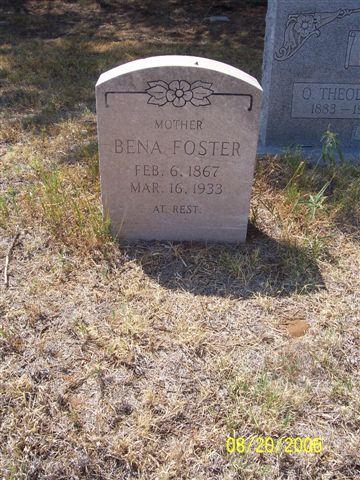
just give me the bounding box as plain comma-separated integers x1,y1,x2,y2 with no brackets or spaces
294,14,319,37
146,80,214,107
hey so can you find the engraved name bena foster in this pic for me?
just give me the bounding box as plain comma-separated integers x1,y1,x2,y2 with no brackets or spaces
114,139,241,156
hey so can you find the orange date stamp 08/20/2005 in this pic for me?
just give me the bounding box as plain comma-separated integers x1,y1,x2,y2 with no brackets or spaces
226,436,324,455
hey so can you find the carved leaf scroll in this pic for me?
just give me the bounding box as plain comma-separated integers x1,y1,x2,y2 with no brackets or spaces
275,8,360,62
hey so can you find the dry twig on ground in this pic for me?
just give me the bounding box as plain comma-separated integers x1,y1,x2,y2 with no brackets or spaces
3,232,20,288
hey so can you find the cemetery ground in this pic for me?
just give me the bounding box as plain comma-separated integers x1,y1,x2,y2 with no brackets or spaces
0,1,359,479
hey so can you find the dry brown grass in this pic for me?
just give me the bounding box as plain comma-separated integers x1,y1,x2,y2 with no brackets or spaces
1,1,359,479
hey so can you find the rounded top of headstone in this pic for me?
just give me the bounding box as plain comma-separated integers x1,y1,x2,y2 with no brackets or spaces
96,55,262,91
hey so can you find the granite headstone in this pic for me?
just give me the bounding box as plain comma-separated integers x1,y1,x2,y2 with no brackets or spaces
260,0,360,158
96,56,262,242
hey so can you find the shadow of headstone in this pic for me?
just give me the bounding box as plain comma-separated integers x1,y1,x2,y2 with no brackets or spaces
120,224,325,299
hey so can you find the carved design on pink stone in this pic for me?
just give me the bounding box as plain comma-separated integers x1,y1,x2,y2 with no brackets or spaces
104,86,254,111
146,80,214,107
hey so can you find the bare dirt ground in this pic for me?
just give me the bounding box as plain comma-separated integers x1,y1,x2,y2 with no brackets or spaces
0,1,359,479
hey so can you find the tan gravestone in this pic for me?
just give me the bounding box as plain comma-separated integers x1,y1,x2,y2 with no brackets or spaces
96,56,262,242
